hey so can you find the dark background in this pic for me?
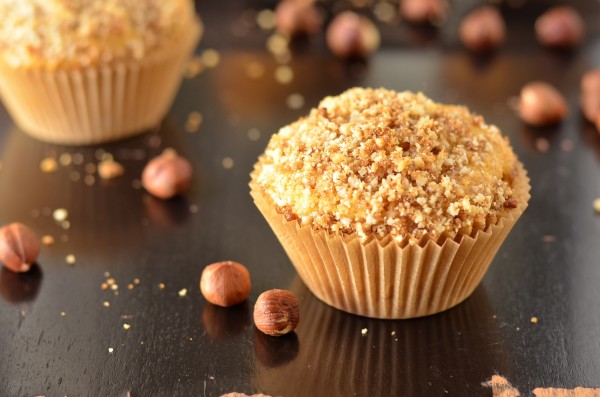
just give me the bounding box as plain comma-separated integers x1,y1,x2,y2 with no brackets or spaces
1,0,600,396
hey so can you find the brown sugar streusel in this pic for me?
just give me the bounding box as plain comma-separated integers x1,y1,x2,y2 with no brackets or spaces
0,0,197,70
256,88,518,245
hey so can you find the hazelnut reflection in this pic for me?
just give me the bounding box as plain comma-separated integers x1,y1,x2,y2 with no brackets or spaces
253,328,300,368
202,302,250,340
0,264,43,304
143,195,190,227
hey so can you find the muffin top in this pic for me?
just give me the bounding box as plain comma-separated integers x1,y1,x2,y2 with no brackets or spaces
256,88,519,245
0,0,197,70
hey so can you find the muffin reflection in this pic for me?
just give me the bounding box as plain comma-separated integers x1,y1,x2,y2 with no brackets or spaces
253,278,513,396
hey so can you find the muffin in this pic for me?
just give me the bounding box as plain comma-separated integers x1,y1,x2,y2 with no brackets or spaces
0,0,202,145
250,88,530,319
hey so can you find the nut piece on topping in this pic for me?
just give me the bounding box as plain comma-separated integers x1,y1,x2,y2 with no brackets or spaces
200,261,251,307
535,6,585,49
326,12,380,59
400,0,448,25
581,69,600,125
254,289,300,337
519,82,568,126
459,6,505,53
0,223,40,273
142,149,192,199
275,0,322,37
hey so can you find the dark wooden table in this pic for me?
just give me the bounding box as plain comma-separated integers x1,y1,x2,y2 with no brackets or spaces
1,1,600,396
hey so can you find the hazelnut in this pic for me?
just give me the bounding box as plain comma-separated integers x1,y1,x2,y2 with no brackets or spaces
200,261,251,307
275,0,322,37
142,149,192,199
535,6,585,49
518,82,568,126
580,69,600,123
326,12,380,59
254,289,300,337
0,223,40,273
459,6,505,53
400,0,448,25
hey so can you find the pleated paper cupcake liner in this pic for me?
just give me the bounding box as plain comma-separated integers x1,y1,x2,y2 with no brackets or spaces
0,20,202,145
250,161,530,319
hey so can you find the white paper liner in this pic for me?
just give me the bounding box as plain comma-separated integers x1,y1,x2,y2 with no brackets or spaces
0,20,201,145
250,161,530,319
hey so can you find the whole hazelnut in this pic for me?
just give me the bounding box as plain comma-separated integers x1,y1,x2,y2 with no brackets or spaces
400,0,448,25
142,149,192,199
535,6,585,49
200,261,251,307
518,81,568,126
254,289,300,337
326,12,380,59
0,223,40,273
275,0,322,37
459,6,505,53
580,69,600,122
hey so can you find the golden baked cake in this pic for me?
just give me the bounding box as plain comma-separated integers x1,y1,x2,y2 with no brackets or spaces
0,0,202,144
251,87,530,319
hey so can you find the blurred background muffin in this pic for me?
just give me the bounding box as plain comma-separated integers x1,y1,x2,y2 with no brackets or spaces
0,0,202,145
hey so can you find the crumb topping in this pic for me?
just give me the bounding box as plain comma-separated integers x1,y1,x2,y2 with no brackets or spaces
0,0,197,69
256,88,518,244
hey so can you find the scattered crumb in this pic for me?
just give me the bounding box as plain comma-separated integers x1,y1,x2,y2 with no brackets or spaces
594,198,600,213
482,375,520,397
98,160,124,180
59,153,72,166
275,65,294,84
390,331,396,336
245,61,265,79
65,254,76,266
128,284,134,290
107,278,116,285
60,311,66,317
159,283,166,289
69,171,81,181
108,347,114,354
542,234,556,242
185,111,203,133
103,301,110,308
374,2,397,23
535,137,550,153
531,316,538,324
111,284,118,291
41,235,55,246
256,9,276,30
286,93,305,110
266,33,289,57
40,157,58,173
53,208,68,222
85,162,96,174
189,204,199,214
133,278,140,285
123,323,131,331
516,327,520,331
104,272,110,277
247,128,261,141
178,288,188,297
560,139,574,152
184,56,204,78
202,49,220,68
222,157,235,169
84,175,95,186
61,221,70,230
101,283,109,291
72,153,84,165
361,328,368,335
